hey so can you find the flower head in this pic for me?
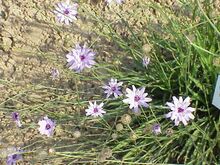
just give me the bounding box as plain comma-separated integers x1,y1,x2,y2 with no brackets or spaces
51,68,59,80
106,0,124,5
102,78,123,98
38,116,56,137
142,56,150,68
54,0,78,25
123,85,152,113
152,124,161,135
85,101,106,117
66,44,96,72
6,148,22,165
115,0,124,4
165,96,195,126
11,112,22,128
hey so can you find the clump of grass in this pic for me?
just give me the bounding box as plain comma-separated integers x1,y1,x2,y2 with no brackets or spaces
54,0,220,164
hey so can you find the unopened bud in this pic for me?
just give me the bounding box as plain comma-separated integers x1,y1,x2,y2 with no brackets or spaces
116,123,123,132
121,114,132,125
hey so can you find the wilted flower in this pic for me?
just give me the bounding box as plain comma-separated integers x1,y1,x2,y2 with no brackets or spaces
116,123,123,131
152,124,161,135
54,0,78,25
142,56,150,68
11,112,22,128
36,150,48,159
111,133,118,140
130,132,138,141
66,44,96,72
73,130,81,138
51,68,59,80
102,78,123,98
105,0,124,5
55,124,64,136
6,148,22,165
166,128,174,136
165,96,195,126
121,114,132,125
38,116,56,137
98,148,112,162
85,101,106,117
48,148,56,155
143,124,152,134
123,85,152,113
142,44,152,54
213,57,220,66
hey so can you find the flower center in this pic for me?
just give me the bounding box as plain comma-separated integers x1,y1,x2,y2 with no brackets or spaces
46,124,51,130
64,9,70,15
93,107,99,113
80,55,86,61
134,95,140,102
111,86,116,91
12,154,17,159
178,107,184,113
12,113,18,120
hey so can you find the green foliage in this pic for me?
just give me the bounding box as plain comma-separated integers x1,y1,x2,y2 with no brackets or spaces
67,0,220,164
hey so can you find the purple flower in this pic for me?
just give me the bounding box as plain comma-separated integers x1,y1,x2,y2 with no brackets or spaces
38,116,56,137
6,148,22,165
54,0,78,25
105,0,124,5
51,68,59,80
66,44,96,72
11,112,22,128
102,78,123,98
142,56,150,68
123,85,152,113
165,96,195,126
85,101,106,117
152,124,161,135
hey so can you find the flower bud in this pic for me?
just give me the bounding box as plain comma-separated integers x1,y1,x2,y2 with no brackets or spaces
121,114,132,125
73,130,81,138
116,123,123,132
111,133,118,140
166,128,174,136
48,148,55,154
130,132,137,141
142,44,152,54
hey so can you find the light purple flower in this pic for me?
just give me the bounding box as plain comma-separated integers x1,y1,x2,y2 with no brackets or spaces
38,116,56,137
152,124,161,135
6,148,22,165
51,68,59,80
66,44,96,72
54,0,78,25
11,112,22,128
142,56,150,68
103,78,123,98
116,0,124,4
123,85,152,113
105,0,124,5
165,96,195,126
85,101,106,117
